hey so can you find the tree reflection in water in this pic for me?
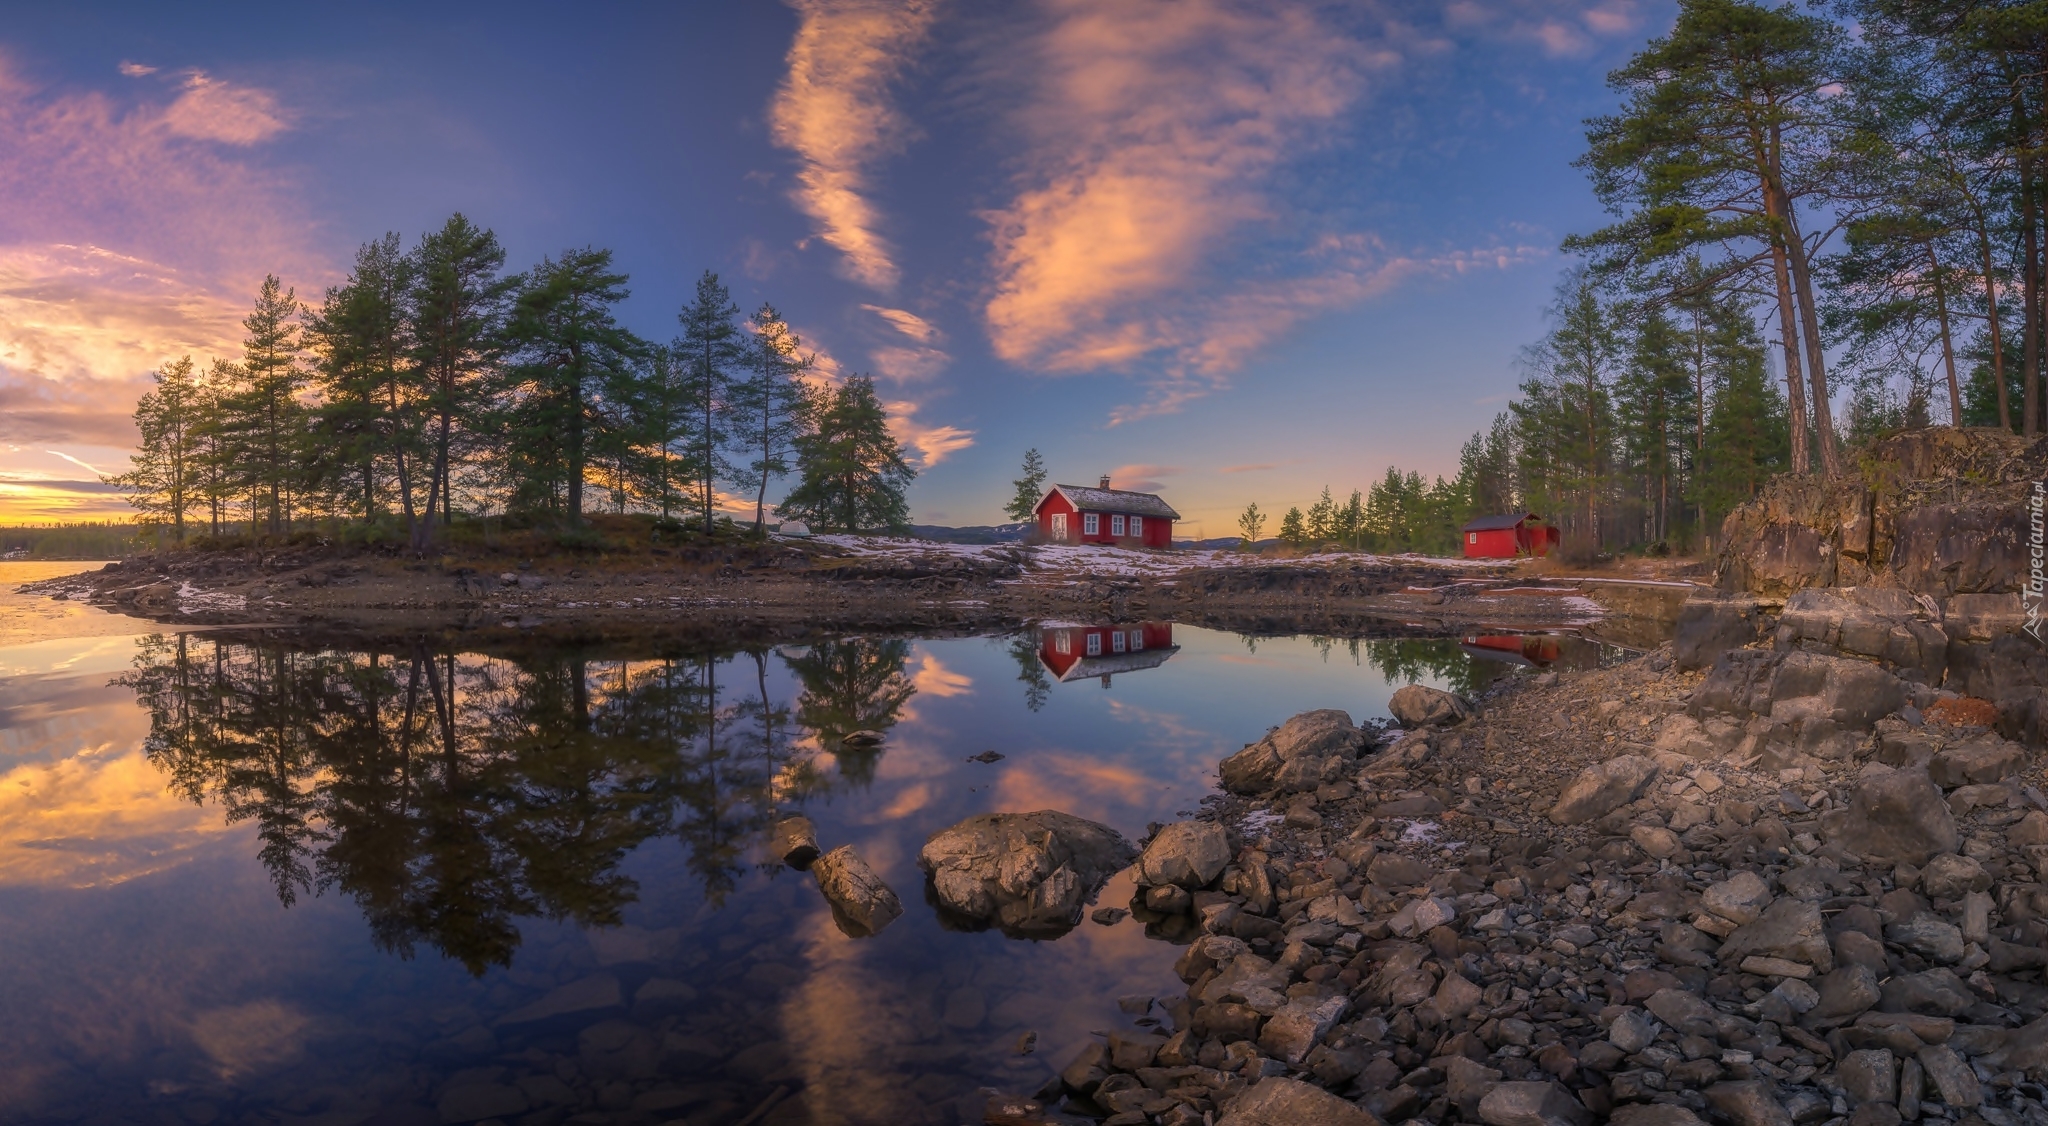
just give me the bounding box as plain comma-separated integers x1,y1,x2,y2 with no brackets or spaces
118,632,916,973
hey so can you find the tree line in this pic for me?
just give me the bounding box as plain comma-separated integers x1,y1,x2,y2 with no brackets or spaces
113,215,916,549
1267,0,2048,557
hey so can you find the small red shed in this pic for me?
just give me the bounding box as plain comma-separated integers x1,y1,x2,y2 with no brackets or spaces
1034,476,1178,548
1038,622,1179,686
1460,513,1559,559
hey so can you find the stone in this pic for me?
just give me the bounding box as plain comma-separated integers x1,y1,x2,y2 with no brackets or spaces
1916,1044,1981,1108
1703,871,1774,925
1549,755,1661,825
813,845,904,937
770,815,820,868
1107,1030,1166,1071
1477,1081,1591,1126
1918,853,1991,899
437,1083,530,1123
1137,821,1231,889
1217,1076,1380,1126
1928,735,2025,788
1839,1049,1898,1106
1897,1057,1923,1120
1705,1080,1795,1126
918,811,1136,936
1645,989,1722,1038
1720,898,1834,973
495,973,624,1028
1674,598,1765,672
1740,956,1813,979
1144,884,1191,913
1632,825,1681,858
1431,972,1483,1020
1611,1107,1709,1126
1219,710,1362,794
1389,685,1472,728
1885,914,1964,964
1802,966,1881,1028
1368,852,1432,888
1608,1009,1659,1053
1258,994,1349,1065
1880,969,1974,1017
1831,769,1958,866
2011,809,2048,846
1446,1057,1505,1116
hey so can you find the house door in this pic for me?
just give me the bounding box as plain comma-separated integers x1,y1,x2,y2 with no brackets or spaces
1051,513,1067,541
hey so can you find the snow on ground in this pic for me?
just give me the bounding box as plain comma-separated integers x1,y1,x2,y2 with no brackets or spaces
802,535,1509,582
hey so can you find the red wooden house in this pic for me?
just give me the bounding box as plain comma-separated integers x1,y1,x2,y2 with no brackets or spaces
1459,513,1560,559
1034,477,1178,548
1038,622,1179,686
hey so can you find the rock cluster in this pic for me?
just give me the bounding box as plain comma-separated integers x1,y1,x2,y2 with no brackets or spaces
921,810,1138,936
1014,629,2048,1126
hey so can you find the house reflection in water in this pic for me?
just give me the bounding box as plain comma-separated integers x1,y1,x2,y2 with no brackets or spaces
1038,622,1180,687
1459,632,1604,671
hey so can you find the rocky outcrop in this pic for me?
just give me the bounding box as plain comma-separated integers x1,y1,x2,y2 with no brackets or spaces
1218,709,1367,795
918,811,1136,937
1387,685,1471,728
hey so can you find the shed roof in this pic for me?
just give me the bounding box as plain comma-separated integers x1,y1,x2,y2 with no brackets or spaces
1460,512,1542,533
1052,645,1181,682
1041,484,1181,520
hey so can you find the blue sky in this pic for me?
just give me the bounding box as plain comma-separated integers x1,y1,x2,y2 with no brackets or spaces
0,0,1668,529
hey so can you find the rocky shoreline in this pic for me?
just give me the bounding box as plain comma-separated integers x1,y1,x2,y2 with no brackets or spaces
963,592,2048,1126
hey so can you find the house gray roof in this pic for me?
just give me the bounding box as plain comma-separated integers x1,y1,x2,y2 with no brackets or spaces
1045,484,1181,520
1461,512,1542,532
1051,645,1181,682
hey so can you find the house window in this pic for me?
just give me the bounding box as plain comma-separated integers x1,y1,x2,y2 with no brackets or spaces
1112,631,1127,653
1111,514,1126,536
1086,632,1102,656
1129,630,1144,651
1130,516,1142,537
1468,532,1477,544
1055,631,1071,655
1083,513,1099,535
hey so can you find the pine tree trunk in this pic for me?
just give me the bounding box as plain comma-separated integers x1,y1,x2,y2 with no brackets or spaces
1778,197,1839,476
1927,244,1962,426
1769,238,1811,475
1979,217,2010,431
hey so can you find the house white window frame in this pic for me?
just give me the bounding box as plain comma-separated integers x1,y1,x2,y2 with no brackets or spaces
1055,631,1071,654
1083,513,1099,535
1130,516,1143,538
1112,630,1127,653
1110,514,1126,536
1467,532,1478,545
1085,632,1102,656
1130,630,1145,651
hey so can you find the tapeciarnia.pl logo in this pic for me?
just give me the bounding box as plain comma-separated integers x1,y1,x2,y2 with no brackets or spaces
2030,480,2045,645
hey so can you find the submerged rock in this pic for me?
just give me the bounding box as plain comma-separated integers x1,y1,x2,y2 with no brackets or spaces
813,845,903,937
918,810,1136,936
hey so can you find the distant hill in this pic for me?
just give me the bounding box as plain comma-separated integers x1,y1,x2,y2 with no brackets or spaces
906,523,1031,544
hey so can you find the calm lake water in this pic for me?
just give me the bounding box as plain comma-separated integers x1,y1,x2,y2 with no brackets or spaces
0,562,1609,1126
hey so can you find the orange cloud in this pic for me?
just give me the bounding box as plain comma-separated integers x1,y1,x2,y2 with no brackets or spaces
882,398,974,467
1104,463,1181,492
769,0,940,291
162,72,288,145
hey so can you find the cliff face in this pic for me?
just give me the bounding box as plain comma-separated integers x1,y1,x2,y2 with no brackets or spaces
1706,427,2048,745
1715,427,2045,599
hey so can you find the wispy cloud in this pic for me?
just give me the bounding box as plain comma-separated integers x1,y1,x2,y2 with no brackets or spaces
117,61,157,78
883,398,973,467
978,0,1389,412
162,72,289,145
862,303,950,381
1105,463,1181,493
1443,0,1645,58
861,304,939,342
769,0,940,291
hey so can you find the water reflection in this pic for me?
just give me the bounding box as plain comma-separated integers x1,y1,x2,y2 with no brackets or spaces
1037,622,1179,687
120,632,919,972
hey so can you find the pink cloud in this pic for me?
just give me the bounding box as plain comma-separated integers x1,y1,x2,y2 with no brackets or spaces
768,0,940,291
1104,463,1182,493
162,72,288,145
1443,0,1644,58
882,397,974,467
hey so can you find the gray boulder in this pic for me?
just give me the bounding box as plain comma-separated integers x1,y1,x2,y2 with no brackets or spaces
1549,755,1660,825
1919,853,1991,899
1880,968,1974,1016
1218,1076,1379,1126
1702,870,1774,925
1388,684,1471,728
1776,587,1947,684
1674,597,1765,671
1719,898,1834,973
1477,1081,1591,1126
813,845,904,937
1135,820,1231,889
1828,768,1957,866
1706,1080,1794,1126
918,810,1136,936
1928,734,2026,788
1218,709,1362,794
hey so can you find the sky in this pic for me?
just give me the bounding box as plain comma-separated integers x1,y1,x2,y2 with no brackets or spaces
0,0,1671,532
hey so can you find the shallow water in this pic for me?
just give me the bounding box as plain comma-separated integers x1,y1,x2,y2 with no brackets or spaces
0,564,1612,1126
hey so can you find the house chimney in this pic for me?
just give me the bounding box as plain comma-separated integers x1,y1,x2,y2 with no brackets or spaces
1100,474,1111,489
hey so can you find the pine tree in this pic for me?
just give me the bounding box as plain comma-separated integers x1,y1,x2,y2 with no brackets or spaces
1336,490,1365,551
1305,487,1336,544
1614,310,1695,544
1692,302,1790,532
222,275,305,537
1278,506,1306,548
730,305,813,534
1005,449,1047,524
112,356,204,541
498,248,645,524
307,234,416,526
1236,502,1266,547
675,272,743,531
778,376,914,533
629,345,697,523
409,214,512,550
